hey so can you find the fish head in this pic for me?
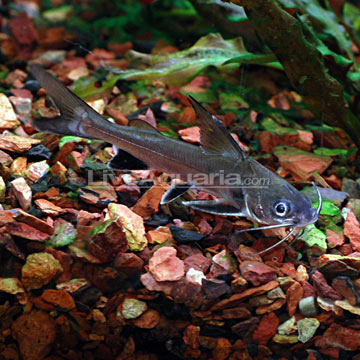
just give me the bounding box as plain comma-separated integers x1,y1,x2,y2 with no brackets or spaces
244,177,320,228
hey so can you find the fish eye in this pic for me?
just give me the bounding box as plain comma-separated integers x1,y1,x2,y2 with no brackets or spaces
273,200,291,217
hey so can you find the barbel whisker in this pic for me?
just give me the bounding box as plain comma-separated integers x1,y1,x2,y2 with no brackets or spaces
235,222,295,234
253,227,298,256
312,181,322,221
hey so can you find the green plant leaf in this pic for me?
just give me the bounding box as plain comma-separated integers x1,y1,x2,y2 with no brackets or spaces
73,33,257,97
118,33,245,86
90,219,116,238
312,199,341,217
314,147,349,157
59,136,83,149
261,117,298,135
293,0,356,68
47,222,77,248
43,5,73,22
223,53,283,69
299,223,327,251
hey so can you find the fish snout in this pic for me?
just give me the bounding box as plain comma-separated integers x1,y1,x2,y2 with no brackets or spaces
293,207,319,228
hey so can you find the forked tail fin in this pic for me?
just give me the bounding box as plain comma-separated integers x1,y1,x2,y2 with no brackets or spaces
30,63,107,139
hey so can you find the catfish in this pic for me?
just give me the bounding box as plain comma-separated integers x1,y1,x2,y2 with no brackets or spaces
30,64,321,254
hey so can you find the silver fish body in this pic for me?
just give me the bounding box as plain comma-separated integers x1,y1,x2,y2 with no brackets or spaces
30,64,320,230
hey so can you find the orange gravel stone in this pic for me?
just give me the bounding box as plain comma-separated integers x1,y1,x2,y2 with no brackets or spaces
286,281,303,316
0,135,40,153
133,309,160,329
178,126,200,143
41,289,75,310
133,185,166,219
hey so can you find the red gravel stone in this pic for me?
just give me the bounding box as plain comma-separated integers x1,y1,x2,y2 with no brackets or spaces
170,279,203,308
183,325,200,349
88,222,128,263
316,323,360,351
178,126,200,143
12,310,56,360
253,312,279,345
9,13,37,46
344,211,360,252
113,252,144,277
312,270,342,300
212,338,232,360
6,222,49,241
240,261,277,286
184,254,212,273
146,230,172,244
14,208,54,235
300,280,316,298
332,276,359,305
222,306,251,320
149,246,184,282
210,281,279,311
326,229,345,247
231,317,260,337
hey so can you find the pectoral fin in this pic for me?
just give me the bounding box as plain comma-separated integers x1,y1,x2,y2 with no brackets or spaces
160,180,192,204
183,199,247,216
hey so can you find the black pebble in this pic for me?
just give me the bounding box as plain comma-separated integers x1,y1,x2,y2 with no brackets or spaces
25,144,52,161
168,199,189,221
30,183,49,194
247,344,258,357
116,191,137,207
169,225,205,243
293,350,309,359
200,324,228,337
27,206,43,218
202,278,231,299
137,180,154,195
74,287,102,306
146,212,170,227
339,350,354,360
22,80,42,94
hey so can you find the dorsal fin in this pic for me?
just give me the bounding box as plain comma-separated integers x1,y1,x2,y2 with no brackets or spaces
188,96,246,160
129,119,159,132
